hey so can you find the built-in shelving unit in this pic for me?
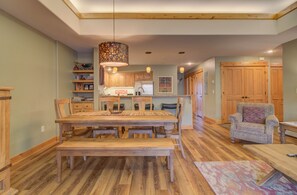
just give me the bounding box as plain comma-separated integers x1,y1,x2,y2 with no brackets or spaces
73,69,94,95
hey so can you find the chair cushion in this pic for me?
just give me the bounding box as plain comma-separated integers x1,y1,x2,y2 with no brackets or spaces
237,122,265,134
242,106,265,124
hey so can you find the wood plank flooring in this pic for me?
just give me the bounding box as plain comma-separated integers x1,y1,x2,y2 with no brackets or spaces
11,119,297,194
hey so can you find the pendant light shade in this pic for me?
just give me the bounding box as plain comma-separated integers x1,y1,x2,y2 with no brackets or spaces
179,67,185,73
146,66,151,73
99,0,129,67
99,42,129,67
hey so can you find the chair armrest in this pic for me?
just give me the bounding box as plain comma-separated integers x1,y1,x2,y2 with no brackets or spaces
265,115,279,134
266,115,279,127
229,113,242,124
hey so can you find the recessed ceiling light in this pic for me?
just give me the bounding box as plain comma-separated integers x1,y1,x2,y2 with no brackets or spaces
266,50,273,53
188,62,192,66
178,51,185,54
145,51,152,54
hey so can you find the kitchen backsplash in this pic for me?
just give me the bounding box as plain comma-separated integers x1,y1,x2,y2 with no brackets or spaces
103,87,135,96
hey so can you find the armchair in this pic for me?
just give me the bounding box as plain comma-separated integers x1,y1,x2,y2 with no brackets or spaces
229,102,279,144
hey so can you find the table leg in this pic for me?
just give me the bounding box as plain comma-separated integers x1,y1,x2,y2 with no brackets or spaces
60,124,72,143
164,123,175,138
280,125,286,144
57,151,62,183
169,151,174,182
256,169,283,186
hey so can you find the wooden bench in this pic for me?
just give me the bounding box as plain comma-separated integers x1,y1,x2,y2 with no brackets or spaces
56,138,175,182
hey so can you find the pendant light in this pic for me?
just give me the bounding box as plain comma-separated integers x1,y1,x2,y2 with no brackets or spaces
99,0,129,67
179,67,185,73
146,66,151,73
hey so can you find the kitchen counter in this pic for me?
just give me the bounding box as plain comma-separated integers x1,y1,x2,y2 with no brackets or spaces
100,95,191,98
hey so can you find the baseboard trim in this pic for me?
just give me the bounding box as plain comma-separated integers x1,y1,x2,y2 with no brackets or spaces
11,137,58,166
182,125,193,130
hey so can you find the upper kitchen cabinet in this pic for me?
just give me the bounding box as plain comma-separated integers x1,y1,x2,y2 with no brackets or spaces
134,71,153,81
105,72,135,87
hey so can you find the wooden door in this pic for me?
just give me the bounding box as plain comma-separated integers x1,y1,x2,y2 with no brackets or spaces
221,67,245,123
270,66,283,121
244,67,267,103
221,62,268,123
197,71,203,117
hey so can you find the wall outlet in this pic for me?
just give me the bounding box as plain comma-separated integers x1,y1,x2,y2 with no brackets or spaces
41,125,45,132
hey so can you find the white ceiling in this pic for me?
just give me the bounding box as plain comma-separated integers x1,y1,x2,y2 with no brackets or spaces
1,0,297,69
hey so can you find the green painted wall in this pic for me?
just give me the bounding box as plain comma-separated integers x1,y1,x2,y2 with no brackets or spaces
283,38,297,121
120,65,178,95
187,56,282,122
0,11,76,156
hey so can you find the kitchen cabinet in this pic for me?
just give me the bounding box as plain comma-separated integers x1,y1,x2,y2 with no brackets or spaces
134,71,153,81
105,72,135,87
72,102,94,113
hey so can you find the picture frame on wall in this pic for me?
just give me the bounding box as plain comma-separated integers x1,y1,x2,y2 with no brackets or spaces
158,76,173,93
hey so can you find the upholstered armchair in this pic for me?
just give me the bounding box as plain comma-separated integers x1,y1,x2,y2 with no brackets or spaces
229,102,279,144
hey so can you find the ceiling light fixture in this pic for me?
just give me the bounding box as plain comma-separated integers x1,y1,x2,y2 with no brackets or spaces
146,66,151,73
99,0,128,67
112,67,118,73
266,50,273,54
179,67,185,74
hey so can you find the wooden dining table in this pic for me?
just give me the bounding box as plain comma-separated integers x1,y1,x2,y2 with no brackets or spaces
55,110,178,143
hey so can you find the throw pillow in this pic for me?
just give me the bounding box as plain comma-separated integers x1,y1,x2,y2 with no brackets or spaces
242,106,265,124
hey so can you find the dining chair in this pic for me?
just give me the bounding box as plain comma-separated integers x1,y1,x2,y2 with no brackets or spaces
92,96,120,138
161,103,178,116
128,96,154,138
156,98,186,159
54,98,92,141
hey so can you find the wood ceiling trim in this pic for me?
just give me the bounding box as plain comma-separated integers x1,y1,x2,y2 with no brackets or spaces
274,1,297,19
79,13,275,20
63,0,297,20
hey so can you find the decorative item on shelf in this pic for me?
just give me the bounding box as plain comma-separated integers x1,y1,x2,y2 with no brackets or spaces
73,64,79,70
146,66,151,73
179,67,185,73
99,0,129,67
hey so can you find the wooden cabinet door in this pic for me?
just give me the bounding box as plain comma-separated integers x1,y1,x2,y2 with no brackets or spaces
270,66,283,121
124,72,135,87
134,71,153,81
104,71,110,87
221,67,245,123
197,71,203,117
244,67,267,103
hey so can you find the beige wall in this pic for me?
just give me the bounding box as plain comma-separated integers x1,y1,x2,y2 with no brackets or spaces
283,38,297,121
0,11,76,156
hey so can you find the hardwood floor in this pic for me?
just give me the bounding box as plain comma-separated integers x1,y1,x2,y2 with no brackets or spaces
11,119,297,194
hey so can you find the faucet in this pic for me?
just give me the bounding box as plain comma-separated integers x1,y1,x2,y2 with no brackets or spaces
137,86,145,94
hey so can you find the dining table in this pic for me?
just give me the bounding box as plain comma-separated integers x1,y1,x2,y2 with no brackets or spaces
55,110,178,143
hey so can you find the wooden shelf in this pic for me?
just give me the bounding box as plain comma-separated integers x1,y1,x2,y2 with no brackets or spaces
73,90,94,93
72,80,94,83
73,70,94,73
